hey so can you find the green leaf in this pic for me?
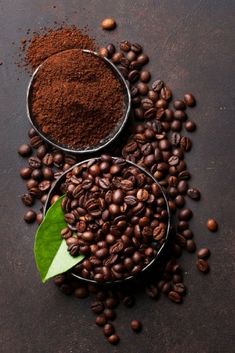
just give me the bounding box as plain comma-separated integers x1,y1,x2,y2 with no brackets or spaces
34,195,85,283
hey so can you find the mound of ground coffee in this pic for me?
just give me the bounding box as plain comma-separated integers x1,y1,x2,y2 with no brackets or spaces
30,49,124,149
25,26,96,69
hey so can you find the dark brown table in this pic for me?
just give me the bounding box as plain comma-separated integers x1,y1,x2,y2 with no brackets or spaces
0,1,234,352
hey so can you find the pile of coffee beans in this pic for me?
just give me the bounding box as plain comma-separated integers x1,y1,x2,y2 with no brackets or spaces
55,157,169,282
18,33,218,345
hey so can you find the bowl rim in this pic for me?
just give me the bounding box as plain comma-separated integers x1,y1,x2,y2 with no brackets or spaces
44,157,171,285
26,49,131,154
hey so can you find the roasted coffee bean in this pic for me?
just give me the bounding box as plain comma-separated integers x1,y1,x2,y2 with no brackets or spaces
108,334,120,345
140,70,151,83
38,180,51,192
180,136,192,151
152,80,164,92
28,127,37,138
36,212,43,224
21,193,34,206
101,18,116,30
103,323,115,337
182,229,193,239
36,145,48,159
207,218,218,232
130,320,142,332
168,291,182,303
28,156,41,169
120,40,131,52
99,47,109,57
137,54,149,65
30,135,44,148
197,248,211,259
106,43,116,56
74,287,89,298
20,167,32,179
31,168,43,181
171,120,182,132
23,209,36,223
187,187,201,200
96,315,107,326
185,120,196,132
42,153,54,166
137,82,149,96
173,99,186,110
177,180,188,194
127,50,137,61
29,187,42,199
42,167,54,180
178,208,193,221
128,70,140,83
173,283,186,295
131,43,142,54
18,144,32,157
90,301,104,314
160,86,172,100
196,259,210,273
61,227,72,239
104,308,116,320
184,93,196,107
146,285,159,299
186,239,196,253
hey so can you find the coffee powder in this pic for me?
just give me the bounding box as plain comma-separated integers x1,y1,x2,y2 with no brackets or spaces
30,49,124,149
25,26,96,69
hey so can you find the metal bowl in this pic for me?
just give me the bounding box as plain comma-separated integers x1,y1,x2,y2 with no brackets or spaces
26,49,131,154
44,157,171,285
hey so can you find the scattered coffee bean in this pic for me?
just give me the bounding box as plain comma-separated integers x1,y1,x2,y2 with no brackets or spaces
197,248,211,259
196,259,210,273
101,18,116,30
184,93,196,107
18,144,32,157
23,209,36,223
207,218,218,232
185,120,196,132
103,323,115,337
108,334,120,345
130,320,142,332
187,188,201,200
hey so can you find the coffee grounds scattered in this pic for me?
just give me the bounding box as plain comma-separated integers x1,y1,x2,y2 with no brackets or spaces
25,26,96,69
30,49,124,149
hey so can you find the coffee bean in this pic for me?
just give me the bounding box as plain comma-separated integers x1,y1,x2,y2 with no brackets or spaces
131,43,142,54
106,43,116,56
90,301,104,314
178,208,193,221
101,18,116,30
31,168,43,181
38,180,51,192
160,86,172,100
26,179,38,190
184,93,196,107
103,323,115,337
120,40,131,52
108,334,120,345
187,188,201,200
18,144,32,157
30,135,43,148
74,287,89,298
186,239,196,253
152,80,164,92
126,50,136,61
28,156,41,169
28,127,37,138
197,248,211,259
174,110,186,121
207,218,218,232
42,153,54,166
140,70,151,83
185,120,196,132
36,145,48,159
180,136,192,151
96,315,107,326
137,82,149,96
168,291,182,303
23,209,36,223
173,283,186,295
128,70,140,83
21,193,34,206
20,167,32,179
130,320,142,332
146,285,159,299
196,259,209,273
173,99,186,110
99,47,109,57
42,167,54,180
36,212,43,224
171,120,182,132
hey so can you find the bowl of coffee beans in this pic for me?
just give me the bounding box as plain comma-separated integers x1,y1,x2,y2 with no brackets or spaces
26,49,131,154
45,155,171,284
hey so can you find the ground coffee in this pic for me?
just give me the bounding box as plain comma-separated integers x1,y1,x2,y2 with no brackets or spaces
25,26,96,69
30,49,124,149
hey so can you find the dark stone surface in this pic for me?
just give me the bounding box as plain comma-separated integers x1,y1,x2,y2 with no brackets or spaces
0,1,234,352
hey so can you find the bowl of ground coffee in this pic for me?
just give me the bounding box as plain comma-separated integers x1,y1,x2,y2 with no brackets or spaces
27,49,131,153
44,156,171,284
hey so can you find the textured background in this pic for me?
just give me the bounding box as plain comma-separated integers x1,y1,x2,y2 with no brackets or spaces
0,1,235,352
